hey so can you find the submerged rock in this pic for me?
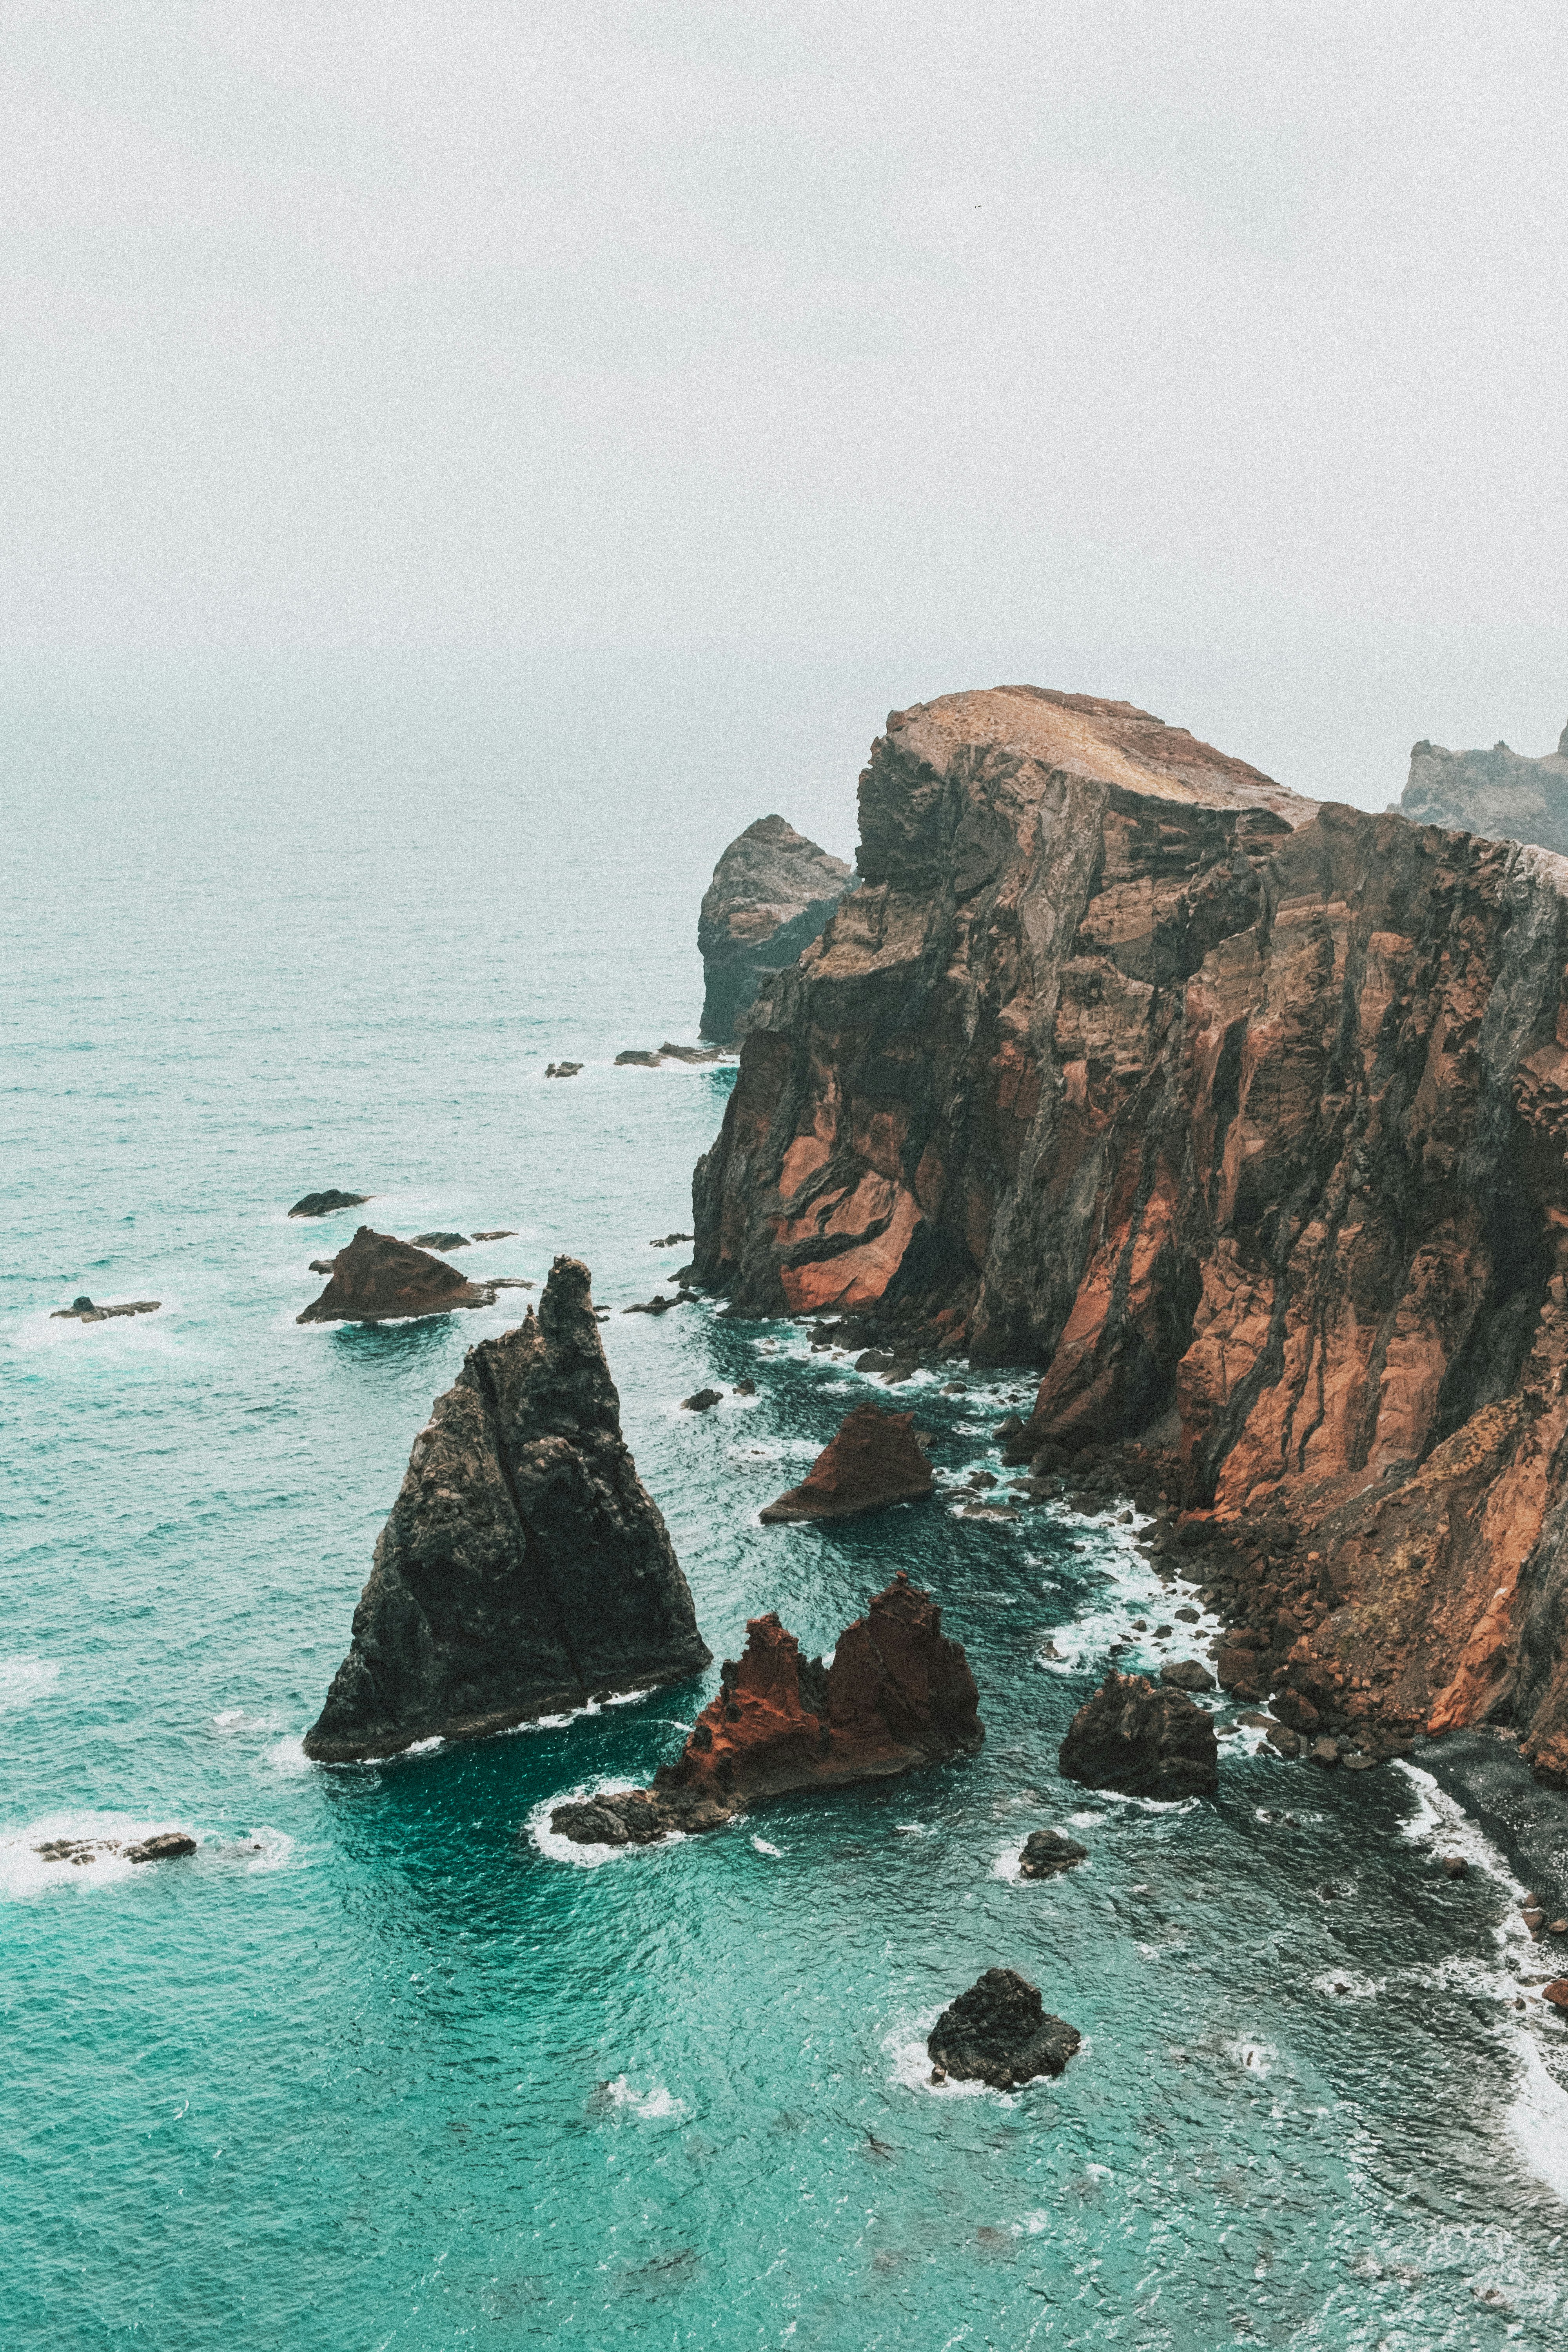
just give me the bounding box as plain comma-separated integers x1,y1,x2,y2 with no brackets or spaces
297,1227,496,1324
1059,1671,1219,1800
699,815,853,1045
549,1570,982,1844
1018,1828,1088,1879
472,1230,516,1241
410,1230,470,1250
545,1062,581,1078
51,1298,160,1322
926,1968,1081,2088
125,1832,198,1864
659,1042,722,1064
759,1402,934,1523
303,1256,711,1761
289,1189,370,1218
615,1049,664,1067
681,1387,722,1412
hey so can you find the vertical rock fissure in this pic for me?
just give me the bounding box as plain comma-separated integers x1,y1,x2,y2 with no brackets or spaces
468,1349,593,1702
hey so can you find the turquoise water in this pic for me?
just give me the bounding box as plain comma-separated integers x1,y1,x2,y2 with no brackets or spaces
5,677,1568,2350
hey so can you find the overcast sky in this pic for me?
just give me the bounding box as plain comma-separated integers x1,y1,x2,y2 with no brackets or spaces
4,1,1565,806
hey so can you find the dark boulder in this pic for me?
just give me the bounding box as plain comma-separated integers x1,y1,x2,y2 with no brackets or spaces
760,1403,933,1523
297,1227,495,1324
1018,1829,1088,1879
410,1231,470,1250
125,1832,198,1864
303,1256,711,1762
545,1062,581,1078
615,1049,664,1067
1059,1671,1219,1800
681,1387,722,1412
289,1190,370,1218
926,1969,1081,2089
51,1298,161,1322
1160,1658,1216,1693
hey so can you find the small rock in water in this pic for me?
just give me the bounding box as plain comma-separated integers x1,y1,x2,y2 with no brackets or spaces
658,1042,721,1064
681,1388,722,1413
624,1296,677,1316
125,1832,198,1864
1174,1606,1201,1624
52,1297,162,1322
289,1189,370,1218
733,1379,757,1396
926,1968,1080,2089
1018,1829,1089,1880
544,1061,582,1078
1308,1737,1341,1769
411,1232,469,1250
308,1259,336,1274
1266,1724,1301,1758
649,1232,693,1247
472,1230,516,1241
615,1049,664,1067
1441,1854,1469,1878
1160,1659,1215,1693
1543,1978,1568,2009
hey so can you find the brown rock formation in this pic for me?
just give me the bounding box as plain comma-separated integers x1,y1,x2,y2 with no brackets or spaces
1403,726,1568,856
699,815,853,1045
305,1257,710,1761
549,1570,981,1843
691,684,1568,1782
1059,1671,1220,1799
759,1401,934,1522
298,1226,495,1323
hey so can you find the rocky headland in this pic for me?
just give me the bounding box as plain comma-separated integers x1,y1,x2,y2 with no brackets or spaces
297,1227,497,1323
690,684,1568,1784
758,1401,934,1523
699,815,853,1045
303,1257,710,1761
1402,725,1568,856
549,1570,981,1843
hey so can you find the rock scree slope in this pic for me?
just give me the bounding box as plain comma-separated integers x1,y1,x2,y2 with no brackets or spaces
691,683,1568,1784
304,1256,710,1761
699,815,853,1045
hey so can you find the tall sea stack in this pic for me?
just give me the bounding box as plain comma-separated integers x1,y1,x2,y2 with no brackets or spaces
699,815,852,1045
691,684,1568,1782
304,1257,710,1762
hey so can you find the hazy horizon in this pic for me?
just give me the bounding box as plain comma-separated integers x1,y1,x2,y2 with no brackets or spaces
5,3,1565,815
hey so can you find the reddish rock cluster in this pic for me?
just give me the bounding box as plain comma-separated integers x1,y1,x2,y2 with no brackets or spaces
549,1572,982,1844
692,684,1568,1780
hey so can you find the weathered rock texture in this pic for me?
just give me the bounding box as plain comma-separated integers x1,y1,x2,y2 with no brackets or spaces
289,1189,370,1218
1403,727,1568,856
298,1227,495,1323
549,1570,981,1841
303,1257,710,1761
1018,1828,1089,1878
759,1402,934,1522
691,684,1568,1785
1060,1671,1220,1800
699,815,853,1045
927,1968,1081,2088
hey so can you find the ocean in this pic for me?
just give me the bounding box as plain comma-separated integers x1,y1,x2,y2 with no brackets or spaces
4,666,1566,2350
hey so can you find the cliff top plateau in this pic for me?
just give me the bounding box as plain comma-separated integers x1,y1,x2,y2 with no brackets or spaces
692,682,1568,1784
1401,725,1568,857
304,1256,710,1761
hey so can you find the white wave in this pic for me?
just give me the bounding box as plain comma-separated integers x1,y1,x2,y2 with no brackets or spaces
261,1735,312,1776
1226,2037,1276,2076
885,2019,994,2099
601,2075,685,2119
751,1836,782,1857
1509,2035,1568,2203
1068,1810,1105,1828
1313,1969,1381,2001
991,1842,1026,1883
0,1658,60,1713
0,1811,198,1901
233,1826,295,1874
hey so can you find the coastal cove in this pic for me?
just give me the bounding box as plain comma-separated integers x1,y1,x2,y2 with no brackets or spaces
6,686,1568,2349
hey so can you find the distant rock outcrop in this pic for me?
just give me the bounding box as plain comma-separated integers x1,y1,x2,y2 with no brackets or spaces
303,1258,710,1760
549,1570,981,1843
926,1969,1081,2088
1402,727,1568,854
759,1402,934,1523
1059,1671,1219,1800
51,1297,160,1323
699,815,853,1045
297,1227,495,1324
289,1189,370,1218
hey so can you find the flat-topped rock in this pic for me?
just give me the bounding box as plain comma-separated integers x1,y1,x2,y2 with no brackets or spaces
297,1227,495,1324
304,1257,710,1762
1059,1670,1219,1800
759,1402,933,1523
550,1570,981,1843
699,815,853,1045
51,1296,161,1322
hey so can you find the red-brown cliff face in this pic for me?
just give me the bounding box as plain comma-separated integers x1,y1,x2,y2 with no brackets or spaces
691,685,1568,1783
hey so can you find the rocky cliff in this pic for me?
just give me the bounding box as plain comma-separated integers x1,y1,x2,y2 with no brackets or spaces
691,685,1568,1783
304,1257,710,1761
699,815,853,1044
1403,726,1568,856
